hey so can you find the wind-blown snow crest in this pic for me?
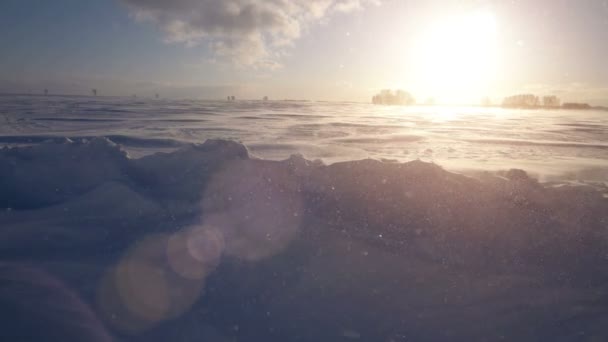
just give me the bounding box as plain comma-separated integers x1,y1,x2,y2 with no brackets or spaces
2,95,608,185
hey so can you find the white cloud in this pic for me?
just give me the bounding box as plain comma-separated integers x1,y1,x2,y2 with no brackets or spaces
333,0,378,13
120,0,378,68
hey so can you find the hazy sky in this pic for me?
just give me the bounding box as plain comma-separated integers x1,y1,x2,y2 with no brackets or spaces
1,0,608,104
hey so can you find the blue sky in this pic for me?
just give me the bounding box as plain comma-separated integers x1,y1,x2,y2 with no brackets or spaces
1,0,608,104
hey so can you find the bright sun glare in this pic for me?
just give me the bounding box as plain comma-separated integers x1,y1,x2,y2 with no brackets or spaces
411,11,500,103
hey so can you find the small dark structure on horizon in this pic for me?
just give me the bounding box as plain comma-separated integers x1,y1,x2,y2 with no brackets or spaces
227,96,236,101
92,89,97,96
155,93,159,99
44,89,48,96
372,89,415,106
263,96,268,101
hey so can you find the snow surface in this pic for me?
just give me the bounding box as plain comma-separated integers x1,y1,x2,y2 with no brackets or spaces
1,135,608,341
2,95,607,184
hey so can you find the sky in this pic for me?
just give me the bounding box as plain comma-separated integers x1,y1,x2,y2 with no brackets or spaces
1,0,608,105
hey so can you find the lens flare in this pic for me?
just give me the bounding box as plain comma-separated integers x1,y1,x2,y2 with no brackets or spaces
97,234,205,334
203,160,304,261
166,225,224,280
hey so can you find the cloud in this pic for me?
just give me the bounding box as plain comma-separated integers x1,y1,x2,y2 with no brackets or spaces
120,0,377,68
333,0,377,12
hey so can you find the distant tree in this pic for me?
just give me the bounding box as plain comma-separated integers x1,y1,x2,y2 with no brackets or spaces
502,94,540,108
380,89,393,100
542,96,560,107
92,89,97,96
395,90,415,105
372,89,414,105
563,102,591,109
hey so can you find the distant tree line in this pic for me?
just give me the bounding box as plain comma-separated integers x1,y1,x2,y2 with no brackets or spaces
372,89,415,106
502,94,562,108
502,93,590,109
502,94,542,107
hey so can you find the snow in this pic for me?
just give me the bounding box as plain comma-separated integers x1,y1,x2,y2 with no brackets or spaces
0,134,607,340
2,95,607,184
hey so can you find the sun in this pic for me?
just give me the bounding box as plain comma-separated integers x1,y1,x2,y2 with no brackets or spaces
410,11,501,104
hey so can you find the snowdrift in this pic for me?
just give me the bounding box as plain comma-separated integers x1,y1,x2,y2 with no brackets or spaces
1,138,607,341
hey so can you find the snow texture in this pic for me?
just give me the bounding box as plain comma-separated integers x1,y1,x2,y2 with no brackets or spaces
1,138,608,341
